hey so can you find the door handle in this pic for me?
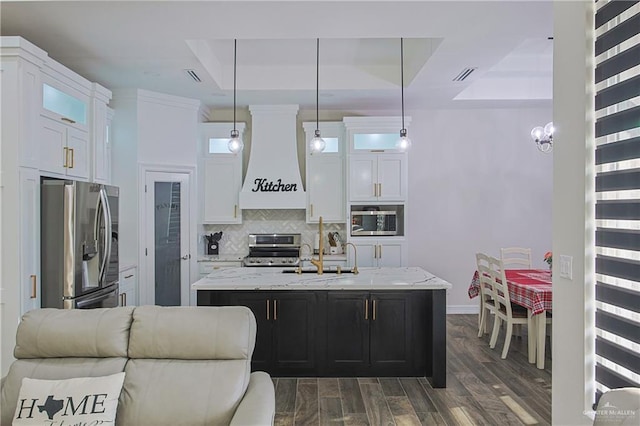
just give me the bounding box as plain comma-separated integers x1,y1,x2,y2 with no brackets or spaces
181,254,189,260
266,299,270,320
63,147,69,168
373,300,377,321
274,300,277,320
69,148,74,168
365,299,368,320
234,204,238,218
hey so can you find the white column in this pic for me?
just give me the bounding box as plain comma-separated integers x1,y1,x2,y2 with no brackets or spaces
552,1,596,425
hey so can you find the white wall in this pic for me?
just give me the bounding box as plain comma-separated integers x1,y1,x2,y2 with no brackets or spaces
406,107,553,311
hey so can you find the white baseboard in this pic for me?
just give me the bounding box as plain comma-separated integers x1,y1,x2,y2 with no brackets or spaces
447,305,479,315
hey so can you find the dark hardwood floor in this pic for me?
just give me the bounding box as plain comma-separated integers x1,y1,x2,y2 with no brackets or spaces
273,314,551,425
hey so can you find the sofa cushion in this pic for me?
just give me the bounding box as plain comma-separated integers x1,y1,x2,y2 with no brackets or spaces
13,372,125,425
117,359,251,425
1,358,128,426
14,307,135,359
128,306,256,360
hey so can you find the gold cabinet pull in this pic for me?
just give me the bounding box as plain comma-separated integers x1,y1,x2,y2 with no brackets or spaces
119,294,124,306
274,300,277,320
30,275,37,299
61,117,76,124
373,300,377,321
69,148,74,168
373,183,377,197
378,245,382,259
123,292,127,306
234,204,238,218
124,274,133,279
266,299,270,320
310,204,314,217
365,299,369,320
378,183,382,197
63,147,69,168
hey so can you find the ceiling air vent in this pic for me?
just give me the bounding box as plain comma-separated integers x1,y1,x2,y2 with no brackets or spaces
184,69,202,83
453,67,476,82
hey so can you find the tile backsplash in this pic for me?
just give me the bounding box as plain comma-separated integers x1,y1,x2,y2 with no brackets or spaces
200,209,346,256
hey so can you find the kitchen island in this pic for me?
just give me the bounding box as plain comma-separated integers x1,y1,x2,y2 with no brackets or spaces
194,267,451,388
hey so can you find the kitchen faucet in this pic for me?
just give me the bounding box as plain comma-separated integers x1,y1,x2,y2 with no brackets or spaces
345,242,359,275
309,216,324,274
296,243,312,274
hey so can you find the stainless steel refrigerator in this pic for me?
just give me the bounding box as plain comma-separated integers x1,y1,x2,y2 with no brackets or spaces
41,179,119,309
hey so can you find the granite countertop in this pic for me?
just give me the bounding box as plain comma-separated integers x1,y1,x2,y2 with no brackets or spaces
192,266,452,291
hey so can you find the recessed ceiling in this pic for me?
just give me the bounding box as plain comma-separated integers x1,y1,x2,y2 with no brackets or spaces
0,1,554,111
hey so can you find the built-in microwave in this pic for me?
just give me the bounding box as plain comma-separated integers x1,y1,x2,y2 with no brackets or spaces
351,207,397,236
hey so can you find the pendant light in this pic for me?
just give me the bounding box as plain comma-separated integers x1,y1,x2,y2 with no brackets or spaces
396,37,411,151
530,121,554,153
309,38,326,154
228,39,243,154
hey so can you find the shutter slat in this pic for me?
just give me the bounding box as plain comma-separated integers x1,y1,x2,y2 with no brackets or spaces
596,1,639,29
596,228,640,252
595,106,640,137
595,44,640,83
596,364,640,389
596,310,640,344
596,200,640,219
595,75,640,110
595,13,640,55
596,281,640,313
596,169,640,191
596,337,640,376
596,136,640,164
596,256,640,282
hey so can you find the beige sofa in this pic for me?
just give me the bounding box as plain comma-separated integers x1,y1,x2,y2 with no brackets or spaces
1,305,275,425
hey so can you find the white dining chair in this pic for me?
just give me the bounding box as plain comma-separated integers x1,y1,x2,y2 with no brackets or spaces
500,247,532,269
487,255,533,359
475,253,496,337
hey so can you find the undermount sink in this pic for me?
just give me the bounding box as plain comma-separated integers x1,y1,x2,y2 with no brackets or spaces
282,268,355,274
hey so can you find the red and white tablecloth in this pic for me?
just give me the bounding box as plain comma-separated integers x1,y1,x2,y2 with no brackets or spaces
468,269,552,315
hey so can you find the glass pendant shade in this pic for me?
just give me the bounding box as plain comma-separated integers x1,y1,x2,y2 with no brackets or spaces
310,129,326,154
396,128,412,151
228,129,243,154
530,121,554,153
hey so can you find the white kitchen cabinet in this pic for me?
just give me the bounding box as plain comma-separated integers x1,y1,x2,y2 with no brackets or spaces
40,115,90,180
119,266,138,307
349,239,406,267
349,153,406,202
200,122,245,224
304,121,346,223
91,86,113,184
19,168,41,314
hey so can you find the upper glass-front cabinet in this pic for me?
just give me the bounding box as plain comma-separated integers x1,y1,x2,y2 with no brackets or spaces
343,116,411,154
302,122,345,155
42,83,87,125
353,133,398,151
202,123,246,155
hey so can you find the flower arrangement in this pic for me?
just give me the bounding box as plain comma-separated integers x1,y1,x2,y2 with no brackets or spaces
544,251,552,268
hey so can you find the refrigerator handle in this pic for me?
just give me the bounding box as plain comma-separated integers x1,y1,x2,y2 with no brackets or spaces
97,187,112,285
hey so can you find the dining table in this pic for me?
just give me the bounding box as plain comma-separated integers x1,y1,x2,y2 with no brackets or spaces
468,268,552,369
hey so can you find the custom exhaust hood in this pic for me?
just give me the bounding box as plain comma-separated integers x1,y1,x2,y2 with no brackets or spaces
239,105,306,209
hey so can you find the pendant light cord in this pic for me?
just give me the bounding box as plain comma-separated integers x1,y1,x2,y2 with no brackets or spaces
316,38,320,131
401,37,405,131
233,39,237,132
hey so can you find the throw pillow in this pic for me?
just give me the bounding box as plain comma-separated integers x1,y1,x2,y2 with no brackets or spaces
13,372,125,425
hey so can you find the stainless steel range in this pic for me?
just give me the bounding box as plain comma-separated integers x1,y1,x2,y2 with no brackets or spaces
243,233,301,267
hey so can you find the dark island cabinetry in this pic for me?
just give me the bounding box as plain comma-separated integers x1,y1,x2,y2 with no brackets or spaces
197,288,445,387
198,290,318,375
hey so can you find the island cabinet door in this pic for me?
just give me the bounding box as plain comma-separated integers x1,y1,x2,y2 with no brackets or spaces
369,292,414,375
225,291,273,372
325,292,370,375
271,292,318,374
